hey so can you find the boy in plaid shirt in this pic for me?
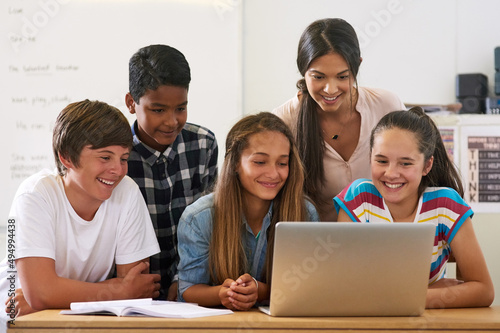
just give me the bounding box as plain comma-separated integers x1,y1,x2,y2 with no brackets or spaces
125,45,218,300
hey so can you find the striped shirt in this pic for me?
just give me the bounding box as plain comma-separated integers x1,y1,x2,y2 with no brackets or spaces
127,121,218,298
334,179,473,284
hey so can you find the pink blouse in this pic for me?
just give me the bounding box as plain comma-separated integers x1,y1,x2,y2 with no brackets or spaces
273,87,405,221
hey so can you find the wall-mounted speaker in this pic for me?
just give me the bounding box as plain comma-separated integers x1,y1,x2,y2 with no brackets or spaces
456,73,488,114
456,73,488,98
496,72,500,96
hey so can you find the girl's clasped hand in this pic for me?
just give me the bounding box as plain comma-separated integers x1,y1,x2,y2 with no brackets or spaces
219,273,259,311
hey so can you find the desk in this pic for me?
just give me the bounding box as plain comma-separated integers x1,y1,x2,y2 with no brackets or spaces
7,306,500,332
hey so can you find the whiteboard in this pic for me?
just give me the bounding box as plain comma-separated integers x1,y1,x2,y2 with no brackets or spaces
0,0,242,225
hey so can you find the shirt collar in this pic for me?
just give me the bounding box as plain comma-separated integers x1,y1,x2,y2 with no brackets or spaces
131,121,180,165
242,201,274,234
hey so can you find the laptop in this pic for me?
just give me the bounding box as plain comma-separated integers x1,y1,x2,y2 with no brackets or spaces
261,222,435,317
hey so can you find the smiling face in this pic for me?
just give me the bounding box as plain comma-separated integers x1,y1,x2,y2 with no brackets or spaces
371,128,433,218
304,52,355,114
237,131,290,208
62,145,130,219
126,85,188,152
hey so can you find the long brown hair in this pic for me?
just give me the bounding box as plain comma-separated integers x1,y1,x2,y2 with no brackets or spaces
209,112,310,285
295,18,362,212
370,107,464,197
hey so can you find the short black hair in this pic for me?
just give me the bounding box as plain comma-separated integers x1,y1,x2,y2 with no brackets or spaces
129,44,191,103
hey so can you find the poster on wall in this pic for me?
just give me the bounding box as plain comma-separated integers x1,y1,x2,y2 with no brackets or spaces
460,126,500,213
438,126,459,166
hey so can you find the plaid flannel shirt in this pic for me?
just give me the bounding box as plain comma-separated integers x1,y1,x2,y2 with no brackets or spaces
127,121,218,299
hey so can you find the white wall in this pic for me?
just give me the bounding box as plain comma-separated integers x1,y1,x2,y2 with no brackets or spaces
456,0,500,95
243,0,500,113
0,0,242,226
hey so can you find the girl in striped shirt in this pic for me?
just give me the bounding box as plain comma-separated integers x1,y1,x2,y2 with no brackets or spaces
334,106,494,308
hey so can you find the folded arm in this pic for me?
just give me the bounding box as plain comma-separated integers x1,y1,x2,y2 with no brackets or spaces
16,257,160,311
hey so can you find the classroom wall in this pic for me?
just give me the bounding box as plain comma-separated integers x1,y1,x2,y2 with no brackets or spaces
243,0,500,113
1,0,500,306
0,0,242,226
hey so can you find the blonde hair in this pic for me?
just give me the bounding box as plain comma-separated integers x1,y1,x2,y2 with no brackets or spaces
209,112,310,284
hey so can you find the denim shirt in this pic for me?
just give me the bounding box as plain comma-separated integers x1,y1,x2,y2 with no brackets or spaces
177,193,319,301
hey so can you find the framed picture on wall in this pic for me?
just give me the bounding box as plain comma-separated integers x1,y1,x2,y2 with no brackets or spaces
460,126,500,213
438,126,459,166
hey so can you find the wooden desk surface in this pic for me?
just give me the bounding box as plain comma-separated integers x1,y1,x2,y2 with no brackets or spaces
7,306,500,332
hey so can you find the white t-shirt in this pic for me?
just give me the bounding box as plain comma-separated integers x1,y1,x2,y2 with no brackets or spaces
0,169,160,292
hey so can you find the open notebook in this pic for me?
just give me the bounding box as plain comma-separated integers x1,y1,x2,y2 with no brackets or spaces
261,222,435,317
60,298,232,318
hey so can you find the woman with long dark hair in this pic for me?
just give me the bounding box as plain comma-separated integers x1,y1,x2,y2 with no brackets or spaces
274,18,405,221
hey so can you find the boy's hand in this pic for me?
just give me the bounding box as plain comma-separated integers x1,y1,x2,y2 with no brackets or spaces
4,288,36,317
121,262,161,299
227,273,258,311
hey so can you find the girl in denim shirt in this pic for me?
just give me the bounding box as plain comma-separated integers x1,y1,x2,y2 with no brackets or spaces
177,112,319,310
